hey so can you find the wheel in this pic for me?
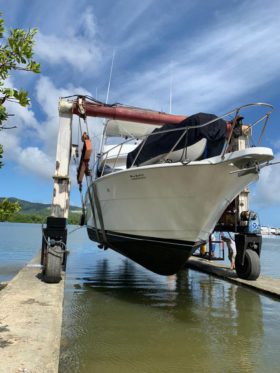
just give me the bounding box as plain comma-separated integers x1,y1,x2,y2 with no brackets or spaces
44,245,63,283
235,249,260,280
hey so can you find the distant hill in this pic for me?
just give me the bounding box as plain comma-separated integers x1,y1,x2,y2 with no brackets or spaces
0,197,81,215
0,197,82,224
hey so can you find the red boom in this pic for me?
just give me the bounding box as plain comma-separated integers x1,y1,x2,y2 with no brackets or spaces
72,101,187,125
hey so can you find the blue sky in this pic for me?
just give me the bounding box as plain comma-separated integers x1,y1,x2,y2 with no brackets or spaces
0,0,280,226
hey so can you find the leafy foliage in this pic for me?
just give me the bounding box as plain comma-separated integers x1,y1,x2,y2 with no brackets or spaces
0,198,21,221
0,13,40,216
0,13,40,167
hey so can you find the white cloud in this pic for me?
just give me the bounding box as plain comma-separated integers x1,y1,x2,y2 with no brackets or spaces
0,130,53,178
273,139,280,151
0,129,20,151
35,76,94,155
0,76,96,181
252,153,280,207
111,0,280,114
35,32,102,72
104,0,171,50
5,101,38,132
17,147,54,179
34,7,101,72
80,7,98,38
2,77,38,131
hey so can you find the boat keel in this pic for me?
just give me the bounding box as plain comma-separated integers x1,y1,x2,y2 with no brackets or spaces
87,228,198,276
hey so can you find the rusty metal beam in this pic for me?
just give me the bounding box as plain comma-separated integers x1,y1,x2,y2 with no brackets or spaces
72,101,186,125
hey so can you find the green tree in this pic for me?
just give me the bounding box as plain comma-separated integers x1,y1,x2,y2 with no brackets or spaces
0,13,40,219
0,198,20,221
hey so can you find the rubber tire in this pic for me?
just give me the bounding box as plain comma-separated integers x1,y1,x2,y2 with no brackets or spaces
44,245,62,283
235,249,260,280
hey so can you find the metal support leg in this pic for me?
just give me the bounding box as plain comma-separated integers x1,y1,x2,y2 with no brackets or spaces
41,99,73,283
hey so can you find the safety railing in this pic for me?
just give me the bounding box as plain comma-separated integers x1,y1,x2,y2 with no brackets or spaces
98,102,273,177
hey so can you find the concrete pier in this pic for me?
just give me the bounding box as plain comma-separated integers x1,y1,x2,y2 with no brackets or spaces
187,256,280,299
0,256,64,373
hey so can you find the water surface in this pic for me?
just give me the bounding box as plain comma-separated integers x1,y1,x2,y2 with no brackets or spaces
0,223,41,282
1,223,280,372
59,229,280,373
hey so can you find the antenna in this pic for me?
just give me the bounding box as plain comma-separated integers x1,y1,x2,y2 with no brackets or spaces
106,49,116,104
169,61,173,114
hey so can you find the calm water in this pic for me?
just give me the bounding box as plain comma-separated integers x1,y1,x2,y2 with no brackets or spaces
0,223,42,282
1,223,280,372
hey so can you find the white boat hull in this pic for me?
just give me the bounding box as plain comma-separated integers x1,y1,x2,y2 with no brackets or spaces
86,147,273,274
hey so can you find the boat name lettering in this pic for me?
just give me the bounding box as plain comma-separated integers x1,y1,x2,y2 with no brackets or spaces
129,174,146,180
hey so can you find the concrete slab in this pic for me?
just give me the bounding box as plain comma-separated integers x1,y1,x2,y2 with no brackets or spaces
187,256,280,299
0,255,64,373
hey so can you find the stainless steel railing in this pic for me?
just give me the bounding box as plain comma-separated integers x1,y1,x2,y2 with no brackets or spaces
97,102,273,176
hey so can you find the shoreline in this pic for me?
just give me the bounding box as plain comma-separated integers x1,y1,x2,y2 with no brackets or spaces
0,281,8,290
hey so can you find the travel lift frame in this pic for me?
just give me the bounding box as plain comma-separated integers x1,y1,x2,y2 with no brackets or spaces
41,97,262,283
